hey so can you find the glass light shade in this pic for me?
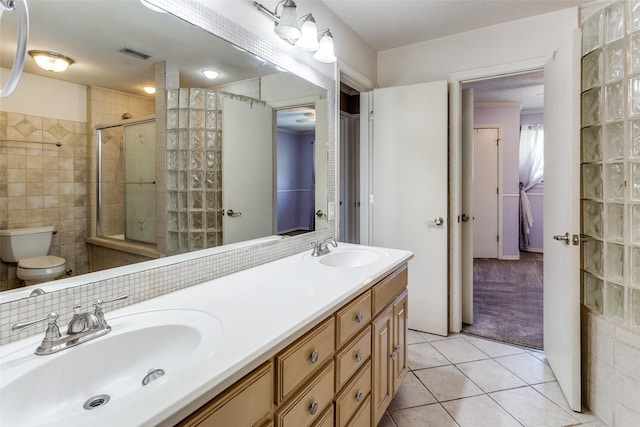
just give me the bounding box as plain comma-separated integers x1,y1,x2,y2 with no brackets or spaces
202,70,220,79
275,1,301,40
29,51,74,72
296,17,319,51
143,86,156,94
313,31,337,63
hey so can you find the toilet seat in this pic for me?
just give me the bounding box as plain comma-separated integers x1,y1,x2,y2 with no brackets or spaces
18,255,65,269
17,255,66,282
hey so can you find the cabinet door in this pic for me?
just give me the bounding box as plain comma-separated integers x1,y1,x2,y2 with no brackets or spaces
371,305,393,426
392,291,408,394
178,361,273,427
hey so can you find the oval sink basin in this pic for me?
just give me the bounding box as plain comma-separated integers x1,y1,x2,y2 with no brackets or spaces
302,245,387,268
0,309,222,427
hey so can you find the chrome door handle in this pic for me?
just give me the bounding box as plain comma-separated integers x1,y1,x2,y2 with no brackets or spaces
315,210,327,218
226,209,242,217
426,217,444,226
461,214,470,222
553,232,570,245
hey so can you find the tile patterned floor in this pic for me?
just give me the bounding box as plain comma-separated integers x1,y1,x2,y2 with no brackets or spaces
378,331,607,427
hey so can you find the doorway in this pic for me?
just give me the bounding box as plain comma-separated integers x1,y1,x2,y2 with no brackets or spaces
460,71,546,349
339,82,361,243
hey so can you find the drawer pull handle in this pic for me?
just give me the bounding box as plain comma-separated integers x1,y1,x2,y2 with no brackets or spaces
355,351,363,363
390,350,397,361
355,312,363,323
310,350,319,364
355,390,363,402
394,345,401,354
309,401,319,415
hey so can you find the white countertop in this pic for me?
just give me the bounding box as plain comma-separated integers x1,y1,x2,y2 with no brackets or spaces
0,243,413,426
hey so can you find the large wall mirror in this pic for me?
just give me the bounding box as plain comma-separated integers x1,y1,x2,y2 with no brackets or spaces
0,0,332,302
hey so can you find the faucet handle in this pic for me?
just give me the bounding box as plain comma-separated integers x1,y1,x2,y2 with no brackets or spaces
93,294,128,310
93,294,128,327
12,312,62,342
12,311,59,332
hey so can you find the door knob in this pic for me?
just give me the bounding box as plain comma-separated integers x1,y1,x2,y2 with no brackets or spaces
226,209,242,217
553,232,570,245
461,214,470,222
426,217,444,226
316,210,327,218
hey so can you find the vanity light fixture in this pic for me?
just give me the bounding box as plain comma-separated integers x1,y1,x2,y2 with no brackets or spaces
253,1,337,63
312,30,337,63
201,69,220,80
28,50,74,72
142,86,156,94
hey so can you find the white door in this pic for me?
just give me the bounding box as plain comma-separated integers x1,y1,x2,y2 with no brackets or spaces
222,97,273,244
473,127,499,258
372,81,449,336
543,30,581,412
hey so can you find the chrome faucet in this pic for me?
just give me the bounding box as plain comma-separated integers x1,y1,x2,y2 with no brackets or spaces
311,237,338,257
12,294,128,355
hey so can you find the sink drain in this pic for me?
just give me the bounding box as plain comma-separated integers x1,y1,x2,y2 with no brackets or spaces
83,394,110,410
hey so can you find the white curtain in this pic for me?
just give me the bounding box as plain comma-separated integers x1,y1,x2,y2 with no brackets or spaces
519,124,544,249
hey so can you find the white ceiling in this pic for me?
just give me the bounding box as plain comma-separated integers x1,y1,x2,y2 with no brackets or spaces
322,0,591,52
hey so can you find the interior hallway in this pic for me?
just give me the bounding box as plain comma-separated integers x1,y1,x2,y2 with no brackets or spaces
462,252,544,349
378,332,604,427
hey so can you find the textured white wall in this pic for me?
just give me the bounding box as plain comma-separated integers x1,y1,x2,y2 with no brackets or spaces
0,68,87,122
377,8,578,87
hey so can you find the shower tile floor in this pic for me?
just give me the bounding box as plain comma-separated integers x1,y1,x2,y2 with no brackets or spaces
378,331,605,427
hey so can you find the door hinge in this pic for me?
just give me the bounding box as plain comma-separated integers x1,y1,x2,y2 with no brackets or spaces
497,235,499,242
369,110,374,121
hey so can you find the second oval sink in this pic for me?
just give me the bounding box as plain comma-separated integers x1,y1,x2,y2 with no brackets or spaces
318,246,386,268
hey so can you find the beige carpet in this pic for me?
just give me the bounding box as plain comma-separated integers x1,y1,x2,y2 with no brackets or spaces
462,252,543,350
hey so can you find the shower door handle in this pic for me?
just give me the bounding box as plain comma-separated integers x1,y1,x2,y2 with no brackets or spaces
226,209,242,217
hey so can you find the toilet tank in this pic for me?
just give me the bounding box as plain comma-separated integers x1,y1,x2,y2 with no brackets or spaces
0,226,55,263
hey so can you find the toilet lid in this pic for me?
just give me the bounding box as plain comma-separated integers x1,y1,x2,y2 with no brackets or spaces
18,255,65,269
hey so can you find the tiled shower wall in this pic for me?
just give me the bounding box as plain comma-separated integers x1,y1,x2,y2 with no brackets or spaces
580,1,640,424
0,112,89,291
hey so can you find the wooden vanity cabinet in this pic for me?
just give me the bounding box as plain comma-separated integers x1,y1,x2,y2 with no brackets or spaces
371,267,408,425
177,361,274,427
176,263,409,427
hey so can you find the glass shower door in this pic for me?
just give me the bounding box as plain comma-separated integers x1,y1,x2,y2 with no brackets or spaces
123,121,156,244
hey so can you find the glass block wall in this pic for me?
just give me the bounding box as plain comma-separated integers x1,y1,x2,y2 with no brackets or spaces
581,1,640,330
166,89,224,253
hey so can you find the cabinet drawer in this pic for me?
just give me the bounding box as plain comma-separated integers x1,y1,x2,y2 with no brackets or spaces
311,404,334,427
346,395,370,427
276,317,335,403
178,361,273,427
335,362,371,427
275,361,335,427
335,291,371,347
372,266,408,315
335,326,371,391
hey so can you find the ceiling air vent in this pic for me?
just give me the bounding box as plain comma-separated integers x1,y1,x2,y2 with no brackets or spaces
118,47,151,60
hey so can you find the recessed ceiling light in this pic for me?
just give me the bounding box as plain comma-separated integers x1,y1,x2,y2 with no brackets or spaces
202,70,220,80
142,86,156,94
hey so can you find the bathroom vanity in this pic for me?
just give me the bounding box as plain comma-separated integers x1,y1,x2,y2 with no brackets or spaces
0,244,412,427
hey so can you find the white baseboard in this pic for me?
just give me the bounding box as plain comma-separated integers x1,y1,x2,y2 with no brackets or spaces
500,255,520,261
523,248,544,254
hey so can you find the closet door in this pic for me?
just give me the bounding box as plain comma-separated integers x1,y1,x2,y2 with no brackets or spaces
372,81,449,336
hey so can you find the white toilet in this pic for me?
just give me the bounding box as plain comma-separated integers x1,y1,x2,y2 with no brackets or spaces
0,226,67,285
